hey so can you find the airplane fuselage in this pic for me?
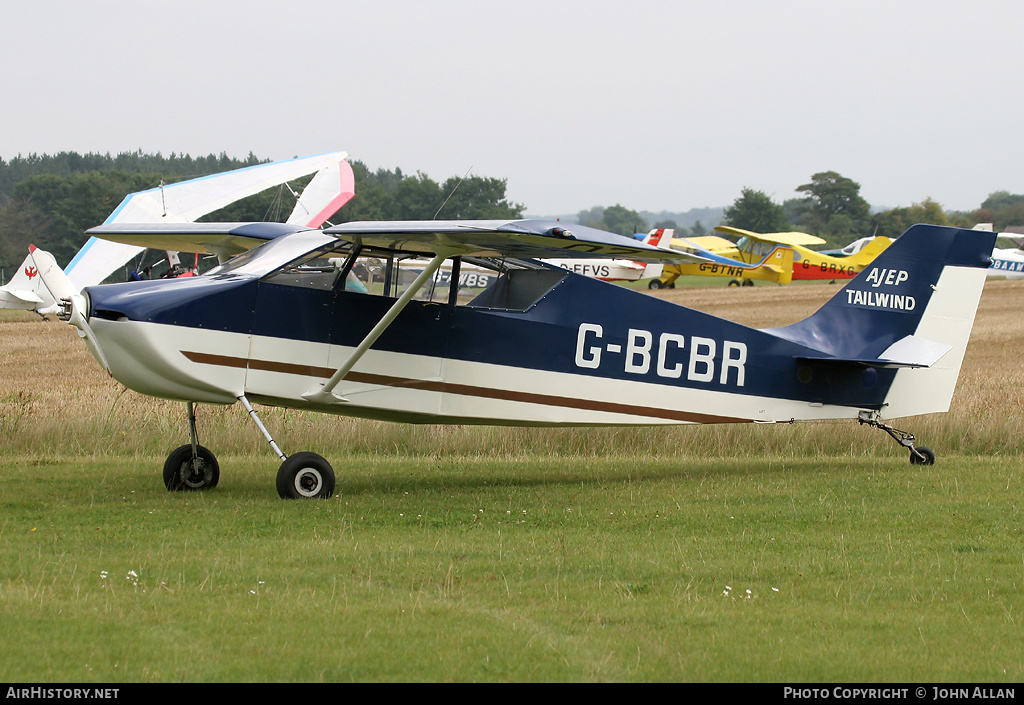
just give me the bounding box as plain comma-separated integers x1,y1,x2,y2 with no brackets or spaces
83,262,903,427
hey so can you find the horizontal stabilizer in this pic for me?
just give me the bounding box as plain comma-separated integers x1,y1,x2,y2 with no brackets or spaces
1,289,45,305
795,334,953,369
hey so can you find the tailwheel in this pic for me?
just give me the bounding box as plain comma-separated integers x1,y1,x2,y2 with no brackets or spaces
858,411,936,466
163,444,220,491
277,452,335,499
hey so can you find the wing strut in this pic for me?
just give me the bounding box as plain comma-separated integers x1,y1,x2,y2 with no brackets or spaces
301,248,458,404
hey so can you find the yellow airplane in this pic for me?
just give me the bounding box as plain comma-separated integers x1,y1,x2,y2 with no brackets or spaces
645,229,794,288
714,226,893,281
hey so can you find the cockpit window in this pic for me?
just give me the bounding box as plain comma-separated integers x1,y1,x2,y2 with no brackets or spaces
206,231,336,278
253,239,565,312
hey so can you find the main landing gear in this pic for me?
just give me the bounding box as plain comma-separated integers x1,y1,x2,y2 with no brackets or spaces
163,402,220,491
858,411,935,465
162,397,335,499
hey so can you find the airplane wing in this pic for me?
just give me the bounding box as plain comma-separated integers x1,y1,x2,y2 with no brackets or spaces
322,220,711,263
286,159,355,227
85,222,311,262
65,151,350,289
671,235,739,253
714,225,826,247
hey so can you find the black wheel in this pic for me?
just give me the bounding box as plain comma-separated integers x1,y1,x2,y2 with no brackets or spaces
910,446,935,465
163,444,220,491
742,279,754,287
648,280,664,290
277,452,335,499
728,279,740,287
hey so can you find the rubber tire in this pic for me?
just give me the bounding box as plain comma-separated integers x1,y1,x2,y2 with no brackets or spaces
742,279,754,287
163,444,220,491
728,279,740,287
910,446,935,465
648,280,664,290
277,452,335,499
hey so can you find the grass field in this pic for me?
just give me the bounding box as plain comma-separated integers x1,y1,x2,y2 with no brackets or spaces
0,278,1022,682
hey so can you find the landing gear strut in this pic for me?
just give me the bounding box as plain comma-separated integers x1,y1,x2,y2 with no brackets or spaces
163,402,220,490
163,398,335,498
858,411,935,465
238,396,335,499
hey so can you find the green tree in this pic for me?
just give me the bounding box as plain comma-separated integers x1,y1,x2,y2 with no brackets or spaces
433,176,523,219
974,191,1024,230
392,172,444,220
793,171,870,243
0,198,52,271
577,204,646,236
598,204,646,236
722,188,788,232
577,206,605,227
10,171,157,265
870,198,971,239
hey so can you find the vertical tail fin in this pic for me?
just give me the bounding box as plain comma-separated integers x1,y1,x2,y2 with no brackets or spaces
767,224,995,418
0,252,57,310
643,229,674,247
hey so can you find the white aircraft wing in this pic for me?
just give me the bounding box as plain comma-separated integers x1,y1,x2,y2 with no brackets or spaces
64,151,350,290
323,220,710,263
286,159,355,226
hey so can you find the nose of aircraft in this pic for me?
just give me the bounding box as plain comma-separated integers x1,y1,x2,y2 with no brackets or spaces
77,277,250,405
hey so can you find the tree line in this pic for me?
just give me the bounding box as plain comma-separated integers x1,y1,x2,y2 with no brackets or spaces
2,152,1021,273
0,152,523,269
580,171,1022,249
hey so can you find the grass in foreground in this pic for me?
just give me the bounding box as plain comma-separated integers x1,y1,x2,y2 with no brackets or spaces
1,281,1022,681
1,452,1021,682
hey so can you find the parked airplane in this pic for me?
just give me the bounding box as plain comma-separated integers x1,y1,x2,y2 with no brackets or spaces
542,257,647,281
32,219,994,498
1,152,353,313
988,249,1024,278
972,224,1024,279
643,228,794,288
714,226,892,281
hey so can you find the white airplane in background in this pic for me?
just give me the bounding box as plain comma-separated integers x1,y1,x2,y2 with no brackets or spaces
0,152,354,313
541,257,648,281
970,223,1024,279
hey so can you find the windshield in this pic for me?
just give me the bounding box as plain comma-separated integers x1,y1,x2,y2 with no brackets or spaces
205,230,336,278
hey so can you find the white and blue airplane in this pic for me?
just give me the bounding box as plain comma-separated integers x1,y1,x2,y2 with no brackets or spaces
1,151,353,313
988,246,1024,279
30,219,995,498
970,223,1024,279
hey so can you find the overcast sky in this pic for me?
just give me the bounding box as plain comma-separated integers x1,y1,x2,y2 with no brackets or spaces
3,0,1022,216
